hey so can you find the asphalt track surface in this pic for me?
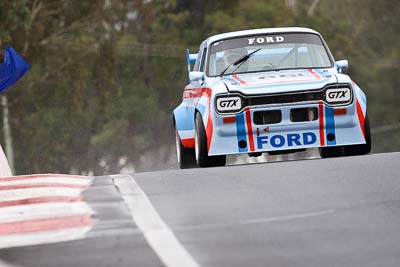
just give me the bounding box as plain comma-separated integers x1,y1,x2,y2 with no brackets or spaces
1,152,400,267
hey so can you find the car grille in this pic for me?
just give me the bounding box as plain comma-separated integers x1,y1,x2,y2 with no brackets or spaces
215,84,353,114
246,90,324,106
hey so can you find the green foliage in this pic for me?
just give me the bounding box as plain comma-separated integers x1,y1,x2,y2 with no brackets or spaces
0,0,399,174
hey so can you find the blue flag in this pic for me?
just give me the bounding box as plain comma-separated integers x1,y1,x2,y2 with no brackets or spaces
0,46,30,94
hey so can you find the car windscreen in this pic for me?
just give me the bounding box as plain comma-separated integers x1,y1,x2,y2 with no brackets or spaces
207,33,333,77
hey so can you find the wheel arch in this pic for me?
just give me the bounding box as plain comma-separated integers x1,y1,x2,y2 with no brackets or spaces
194,103,209,127
173,104,196,148
352,82,368,117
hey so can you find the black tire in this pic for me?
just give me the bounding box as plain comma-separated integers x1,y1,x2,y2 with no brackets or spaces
319,146,344,158
195,112,226,167
175,129,197,169
343,114,371,156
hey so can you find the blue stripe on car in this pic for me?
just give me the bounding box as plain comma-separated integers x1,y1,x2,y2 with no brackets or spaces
236,113,248,152
325,106,336,146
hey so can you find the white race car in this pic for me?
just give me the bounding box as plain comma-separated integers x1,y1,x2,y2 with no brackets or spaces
173,27,371,168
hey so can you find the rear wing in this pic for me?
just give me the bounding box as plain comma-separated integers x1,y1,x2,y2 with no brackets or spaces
186,48,197,81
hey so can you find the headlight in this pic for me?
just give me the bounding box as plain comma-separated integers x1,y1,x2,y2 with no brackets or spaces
325,87,352,104
216,96,242,113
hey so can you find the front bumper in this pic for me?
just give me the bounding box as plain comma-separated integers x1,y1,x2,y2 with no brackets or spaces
208,100,366,156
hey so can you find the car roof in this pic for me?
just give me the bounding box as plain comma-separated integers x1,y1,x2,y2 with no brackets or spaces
205,27,320,45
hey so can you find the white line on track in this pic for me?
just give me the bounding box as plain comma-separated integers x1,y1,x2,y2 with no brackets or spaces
112,174,201,267
172,210,335,232
0,259,22,267
0,177,91,186
241,209,335,224
0,188,86,201
0,226,92,249
0,174,88,180
0,202,93,223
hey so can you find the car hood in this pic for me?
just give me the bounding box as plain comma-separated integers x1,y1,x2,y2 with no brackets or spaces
216,68,342,95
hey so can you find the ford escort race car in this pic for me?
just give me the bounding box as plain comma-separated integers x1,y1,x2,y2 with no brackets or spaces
173,27,371,168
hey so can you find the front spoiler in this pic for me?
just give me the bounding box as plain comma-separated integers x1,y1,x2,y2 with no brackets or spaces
208,101,366,156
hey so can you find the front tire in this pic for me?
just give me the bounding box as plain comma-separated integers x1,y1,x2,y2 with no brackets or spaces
319,146,344,158
175,129,197,169
195,112,226,167
343,114,371,156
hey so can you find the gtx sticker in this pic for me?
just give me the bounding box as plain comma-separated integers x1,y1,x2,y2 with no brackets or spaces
257,132,317,149
216,96,242,112
326,88,351,103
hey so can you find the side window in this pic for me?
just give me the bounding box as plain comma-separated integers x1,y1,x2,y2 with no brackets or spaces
199,48,207,72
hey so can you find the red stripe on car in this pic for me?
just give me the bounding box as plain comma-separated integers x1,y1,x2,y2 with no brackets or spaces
231,74,247,85
198,88,214,152
356,99,366,139
181,138,195,148
245,109,255,152
319,102,325,146
307,68,322,80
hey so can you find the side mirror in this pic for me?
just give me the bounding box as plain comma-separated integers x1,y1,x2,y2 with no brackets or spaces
336,60,348,73
186,48,198,82
189,71,204,82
